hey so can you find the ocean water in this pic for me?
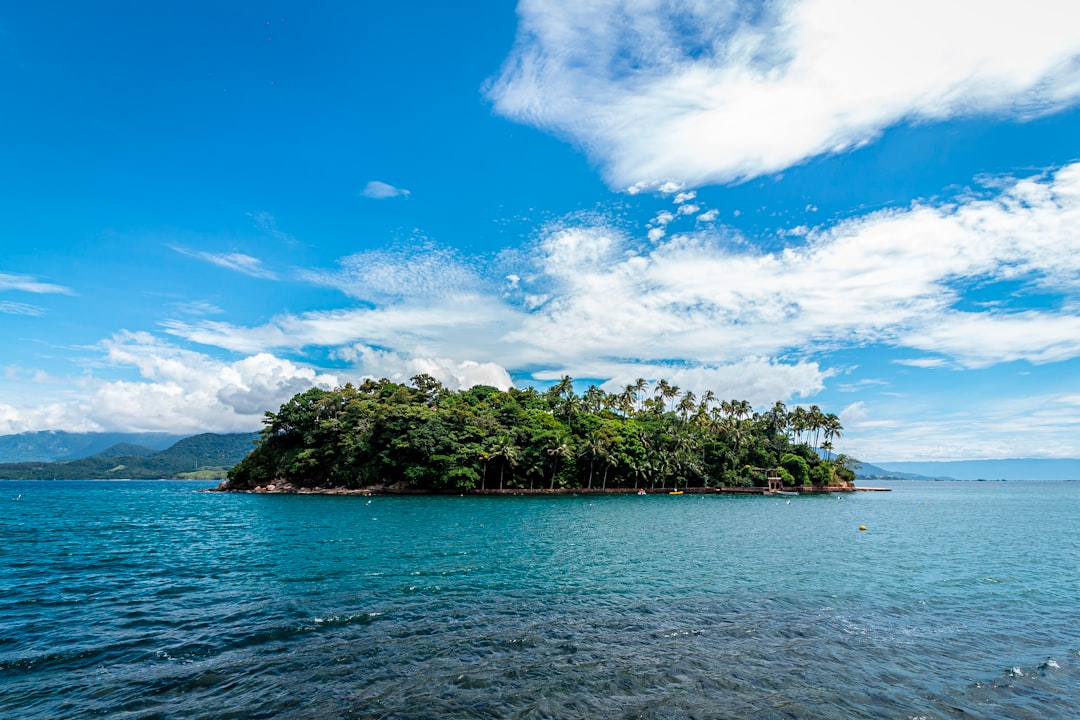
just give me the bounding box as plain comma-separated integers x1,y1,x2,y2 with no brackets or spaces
1,480,1078,719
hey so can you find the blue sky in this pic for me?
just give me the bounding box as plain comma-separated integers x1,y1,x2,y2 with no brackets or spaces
3,0,1080,461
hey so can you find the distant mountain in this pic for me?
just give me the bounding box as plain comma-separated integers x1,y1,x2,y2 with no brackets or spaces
91,443,158,458
0,431,186,463
0,432,259,480
855,462,950,481
866,458,1080,481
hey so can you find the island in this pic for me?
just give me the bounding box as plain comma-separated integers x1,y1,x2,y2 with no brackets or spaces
220,375,861,496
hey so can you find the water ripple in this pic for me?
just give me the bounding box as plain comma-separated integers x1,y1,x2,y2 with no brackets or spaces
1,480,1079,719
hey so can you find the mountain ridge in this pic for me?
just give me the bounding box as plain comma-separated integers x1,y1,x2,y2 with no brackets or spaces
0,431,188,463
860,458,1080,481
0,432,258,480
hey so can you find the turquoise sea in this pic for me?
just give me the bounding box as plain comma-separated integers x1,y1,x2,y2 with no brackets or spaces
2,480,1078,719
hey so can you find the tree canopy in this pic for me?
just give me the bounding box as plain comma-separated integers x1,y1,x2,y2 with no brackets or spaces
226,375,858,492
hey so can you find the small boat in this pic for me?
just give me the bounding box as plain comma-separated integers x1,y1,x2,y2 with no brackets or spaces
669,490,684,495
775,490,798,496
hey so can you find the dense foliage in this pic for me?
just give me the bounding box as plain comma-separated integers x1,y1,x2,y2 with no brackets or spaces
0,433,258,480
227,376,857,492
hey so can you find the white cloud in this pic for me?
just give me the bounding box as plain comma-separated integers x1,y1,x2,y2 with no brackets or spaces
93,332,338,430
305,245,482,301
8,162,1080,451
488,0,1080,189
841,392,1080,461
152,164,1080,449
0,332,341,434
0,301,45,316
332,345,513,391
893,357,949,369
170,300,225,316
0,272,74,295
361,180,411,199
697,209,719,222
172,247,278,280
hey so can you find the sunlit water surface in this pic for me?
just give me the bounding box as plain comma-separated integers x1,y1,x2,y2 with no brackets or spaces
2,480,1078,719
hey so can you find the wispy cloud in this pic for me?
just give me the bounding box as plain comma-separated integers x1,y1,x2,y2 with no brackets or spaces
360,180,411,199
0,301,46,316
172,247,278,280
488,0,1080,189
247,211,298,246
841,391,1080,461
0,271,74,295
170,300,225,316
305,244,483,301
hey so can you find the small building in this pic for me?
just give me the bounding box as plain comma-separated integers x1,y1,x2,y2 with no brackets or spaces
765,468,783,493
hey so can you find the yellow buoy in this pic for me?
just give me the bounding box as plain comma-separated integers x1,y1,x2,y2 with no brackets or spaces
859,525,867,531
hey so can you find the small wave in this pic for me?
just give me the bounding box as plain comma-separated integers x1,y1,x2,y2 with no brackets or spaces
313,612,383,627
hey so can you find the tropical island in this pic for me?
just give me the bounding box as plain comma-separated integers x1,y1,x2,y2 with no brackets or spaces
222,374,860,495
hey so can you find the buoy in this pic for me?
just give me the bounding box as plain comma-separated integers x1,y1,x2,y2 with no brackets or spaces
859,525,867,531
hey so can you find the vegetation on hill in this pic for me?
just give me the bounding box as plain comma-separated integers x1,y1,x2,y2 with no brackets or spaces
0,431,186,463
91,443,157,458
0,433,258,480
226,375,857,492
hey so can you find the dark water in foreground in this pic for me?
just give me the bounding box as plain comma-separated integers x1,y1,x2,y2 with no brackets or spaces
1,480,1078,719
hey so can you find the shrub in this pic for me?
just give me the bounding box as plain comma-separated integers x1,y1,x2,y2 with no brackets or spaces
779,453,809,485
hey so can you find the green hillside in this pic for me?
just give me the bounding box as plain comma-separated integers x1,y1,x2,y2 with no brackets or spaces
0,433,258,480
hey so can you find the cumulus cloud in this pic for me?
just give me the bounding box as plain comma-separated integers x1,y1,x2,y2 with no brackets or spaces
332,345,513,391
0,332,340,434
361,180,411,199
488,0,1080,189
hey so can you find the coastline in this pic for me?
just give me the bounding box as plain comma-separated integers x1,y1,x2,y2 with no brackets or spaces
207,481,886,495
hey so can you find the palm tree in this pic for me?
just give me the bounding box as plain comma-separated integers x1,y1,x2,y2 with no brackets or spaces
492,436,520,490
677,391,697,422
634,377,648,412
807,405,825,453
765,400,788,441
790,406,808,445
821,413,842,459
583,385,604,414
655,380,680,413
579,431,612,489
733,399,752,421
546,432,575,489
549,375,573,401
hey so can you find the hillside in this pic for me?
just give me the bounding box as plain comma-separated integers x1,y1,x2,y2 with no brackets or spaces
91,443,158,458
0,431,186,463
0,433,258,480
